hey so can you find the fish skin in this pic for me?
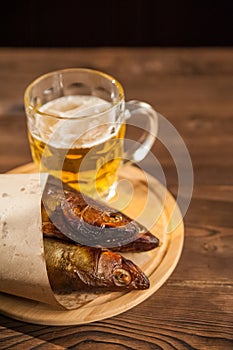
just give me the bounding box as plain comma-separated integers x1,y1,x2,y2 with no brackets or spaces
42,176,159,251
44,238,150,293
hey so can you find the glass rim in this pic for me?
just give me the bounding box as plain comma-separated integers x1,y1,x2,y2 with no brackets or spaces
24,68,125,121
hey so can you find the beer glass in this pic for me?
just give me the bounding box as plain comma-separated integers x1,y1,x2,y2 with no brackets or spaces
24,68,158,199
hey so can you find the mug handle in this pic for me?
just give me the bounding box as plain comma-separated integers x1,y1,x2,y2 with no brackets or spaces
123,100,158,163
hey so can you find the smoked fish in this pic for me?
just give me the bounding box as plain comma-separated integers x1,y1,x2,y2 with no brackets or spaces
44,238,150,293
42,176,159,251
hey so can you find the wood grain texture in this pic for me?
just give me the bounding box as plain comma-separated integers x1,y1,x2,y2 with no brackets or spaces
0,48,233,349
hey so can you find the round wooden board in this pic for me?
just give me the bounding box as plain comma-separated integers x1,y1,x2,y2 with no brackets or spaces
0,163,184,326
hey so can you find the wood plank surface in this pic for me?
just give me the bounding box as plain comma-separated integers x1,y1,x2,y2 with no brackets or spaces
0,48,233,349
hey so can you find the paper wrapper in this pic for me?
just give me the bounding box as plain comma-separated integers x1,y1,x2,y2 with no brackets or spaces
0,173,99,310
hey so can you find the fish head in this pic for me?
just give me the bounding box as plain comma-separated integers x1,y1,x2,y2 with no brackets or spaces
97,251,150,290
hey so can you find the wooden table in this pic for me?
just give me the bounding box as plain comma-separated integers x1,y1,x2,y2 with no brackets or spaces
0,48,232,349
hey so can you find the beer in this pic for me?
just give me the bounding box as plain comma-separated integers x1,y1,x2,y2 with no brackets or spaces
28,95,126,197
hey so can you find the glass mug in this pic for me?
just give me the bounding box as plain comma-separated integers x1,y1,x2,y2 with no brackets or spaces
24,68,158,199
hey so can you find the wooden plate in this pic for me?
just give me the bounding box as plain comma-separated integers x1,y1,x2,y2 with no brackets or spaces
0,163,184,325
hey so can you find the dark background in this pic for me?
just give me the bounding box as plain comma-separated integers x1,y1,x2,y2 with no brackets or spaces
1,0,233,47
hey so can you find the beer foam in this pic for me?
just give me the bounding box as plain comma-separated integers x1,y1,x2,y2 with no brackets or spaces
32,96,122,148
39,95,111,118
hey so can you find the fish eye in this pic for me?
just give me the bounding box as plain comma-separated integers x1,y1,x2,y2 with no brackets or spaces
113,269,131,286
103,212,123,223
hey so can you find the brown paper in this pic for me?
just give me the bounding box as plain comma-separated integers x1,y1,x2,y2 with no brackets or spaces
0,173,101,310
0,173,60,307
